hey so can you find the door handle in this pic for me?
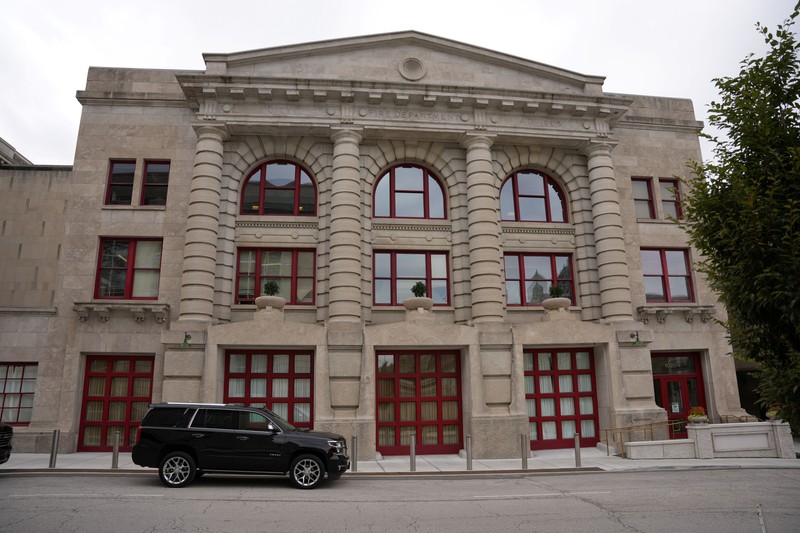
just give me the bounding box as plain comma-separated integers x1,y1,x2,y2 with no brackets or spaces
236,436,249,441
192,433,205,439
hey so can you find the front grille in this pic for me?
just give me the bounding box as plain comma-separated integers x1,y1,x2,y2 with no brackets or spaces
0,432,12,447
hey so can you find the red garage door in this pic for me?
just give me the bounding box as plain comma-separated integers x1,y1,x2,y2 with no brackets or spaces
525,348,599,450
376,351,463,455
78,355,153,451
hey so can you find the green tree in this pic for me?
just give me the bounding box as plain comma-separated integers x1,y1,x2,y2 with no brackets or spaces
682,4,800,430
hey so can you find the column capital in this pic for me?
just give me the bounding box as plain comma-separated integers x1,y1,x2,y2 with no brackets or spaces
330,127,363,145
580,140,614,157
460,134,495,151
192,123,229,139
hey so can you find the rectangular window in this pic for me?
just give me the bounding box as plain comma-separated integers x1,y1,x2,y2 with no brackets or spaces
641,248,694,302
224,351,313,429
659,178,682,219
236,249,315,305
373,251,450,305
95,238,163,299
104,160,136,205
504,253,574,306
631,177,655,219
0,363,37,424
140,160,170,206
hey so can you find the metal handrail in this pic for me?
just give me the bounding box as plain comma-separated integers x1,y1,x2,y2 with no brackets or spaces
602,419,686,458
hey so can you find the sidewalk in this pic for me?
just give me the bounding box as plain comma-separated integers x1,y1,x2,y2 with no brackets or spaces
1,444,798,476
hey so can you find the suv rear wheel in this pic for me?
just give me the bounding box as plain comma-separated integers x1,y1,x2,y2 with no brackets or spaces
290,454,325,489
159,451,196,488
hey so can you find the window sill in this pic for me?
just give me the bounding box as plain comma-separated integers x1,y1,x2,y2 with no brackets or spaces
101,205,167,211
73,302,170,323
637,305,716,324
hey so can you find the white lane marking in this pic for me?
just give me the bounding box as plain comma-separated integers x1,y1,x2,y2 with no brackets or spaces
474,491,610,499
8,494,164,499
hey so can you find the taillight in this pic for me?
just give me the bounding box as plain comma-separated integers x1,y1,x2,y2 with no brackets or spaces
135,425,142,443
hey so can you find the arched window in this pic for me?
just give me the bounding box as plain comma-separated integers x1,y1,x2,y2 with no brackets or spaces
373,164,445,219
500,170,567,222
240,161,316,216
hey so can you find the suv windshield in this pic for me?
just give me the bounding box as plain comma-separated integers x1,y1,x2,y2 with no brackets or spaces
256,407,296,432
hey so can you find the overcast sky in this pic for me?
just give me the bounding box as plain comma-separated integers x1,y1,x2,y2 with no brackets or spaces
1,0,795,165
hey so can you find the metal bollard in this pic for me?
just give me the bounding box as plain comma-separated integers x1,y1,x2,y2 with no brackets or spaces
351,436,358,473
466,434,472,471
521,433,528,470
112,429,120,469
49,429,60,468
574,432,581,467
409,433,416,472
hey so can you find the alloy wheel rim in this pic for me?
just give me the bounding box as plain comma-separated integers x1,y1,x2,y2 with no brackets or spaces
164,457,190,485
294,459,321,486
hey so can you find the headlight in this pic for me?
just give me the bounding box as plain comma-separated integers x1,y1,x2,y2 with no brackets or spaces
327,439,346,454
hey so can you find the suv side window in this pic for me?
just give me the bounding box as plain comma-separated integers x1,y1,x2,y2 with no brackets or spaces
238,410,273,432
191,409,235,429
142,407,192,428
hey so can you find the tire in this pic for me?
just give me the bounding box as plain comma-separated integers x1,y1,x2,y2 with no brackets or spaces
289,454,325,489
158,451,196,488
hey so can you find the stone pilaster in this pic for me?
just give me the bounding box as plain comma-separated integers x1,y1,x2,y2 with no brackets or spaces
583,142,633,322
462,135,505,324
327,128,364,326
178,124,226,322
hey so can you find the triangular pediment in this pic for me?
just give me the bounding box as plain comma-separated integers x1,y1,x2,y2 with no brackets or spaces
202,31,605,97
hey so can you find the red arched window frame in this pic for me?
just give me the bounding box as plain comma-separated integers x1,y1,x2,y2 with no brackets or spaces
373,164,446,219
240,160,317,216
500,170,568,223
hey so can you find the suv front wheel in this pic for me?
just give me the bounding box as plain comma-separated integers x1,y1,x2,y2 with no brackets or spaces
289,454,325,489
159,451,196,488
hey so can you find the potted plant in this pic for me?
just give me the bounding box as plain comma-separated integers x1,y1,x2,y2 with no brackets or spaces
255,280,286,310
687,406,709,424
542,284,571,311
404,281,433,311
765,405,781,420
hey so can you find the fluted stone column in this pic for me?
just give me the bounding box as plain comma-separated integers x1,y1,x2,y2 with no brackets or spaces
178,124,226,322
462,135,505,323
328,128,363,325
584,142,633,321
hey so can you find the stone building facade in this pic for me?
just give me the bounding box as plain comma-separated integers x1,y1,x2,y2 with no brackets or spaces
0,32,748,458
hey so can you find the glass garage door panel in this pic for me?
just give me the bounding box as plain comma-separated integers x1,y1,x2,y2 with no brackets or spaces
376,351,462,455
78,356,153,452
524,349,599,450
224,351,314,429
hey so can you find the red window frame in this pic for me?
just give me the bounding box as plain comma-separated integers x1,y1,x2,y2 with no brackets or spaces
373,164,446,219
659,178,682,219
373,251,450,306
94,238,163,300
525,348,599,450
235,248,316,305
500,170,568,222
632,177,655,219
641,248,694,303
240,160,317,216
78,355,154,452
104,159,136,205
651,352,706,439
140,160,170,206
376,351,463,455
223,350,314,430
0,363,37,425
504,253,574,306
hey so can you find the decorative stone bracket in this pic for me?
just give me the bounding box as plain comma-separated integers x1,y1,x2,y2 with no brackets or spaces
636,305,716,324
73,302,170,323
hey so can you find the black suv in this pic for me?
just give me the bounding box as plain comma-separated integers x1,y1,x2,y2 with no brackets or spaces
0,423,12,465
132,403,349,489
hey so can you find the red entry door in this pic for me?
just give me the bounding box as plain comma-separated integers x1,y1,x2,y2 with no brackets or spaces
652,353,706,439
